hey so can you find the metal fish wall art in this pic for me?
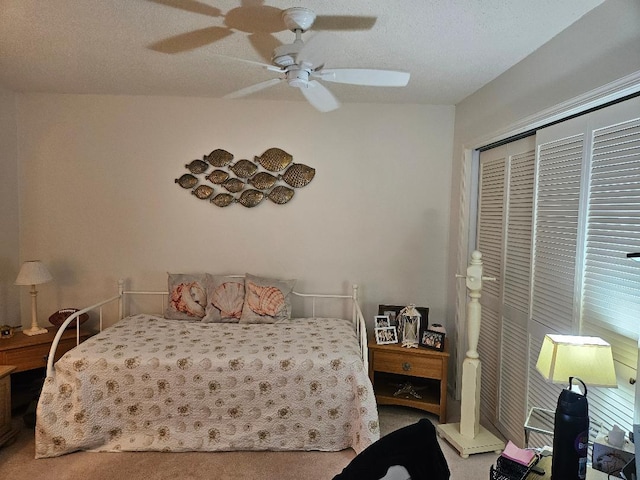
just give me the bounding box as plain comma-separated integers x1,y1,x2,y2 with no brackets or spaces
185,159,209,174
204,149,234,167
254,148,293,172
175,147,315,207
229,159,258,178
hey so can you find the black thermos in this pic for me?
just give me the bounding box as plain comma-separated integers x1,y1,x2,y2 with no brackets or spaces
552,377,589,480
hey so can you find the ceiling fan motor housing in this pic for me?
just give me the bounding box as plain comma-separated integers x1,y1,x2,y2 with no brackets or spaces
272,41,303,67
281,7,316,32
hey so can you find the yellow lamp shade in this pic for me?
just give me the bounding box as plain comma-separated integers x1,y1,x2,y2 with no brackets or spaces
535,334,617,388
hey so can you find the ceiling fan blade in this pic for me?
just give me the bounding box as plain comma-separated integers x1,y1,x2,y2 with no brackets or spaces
149,27,232,53
296,32,340,69
144,0,222,17
299,80,340,112
223,78,283,99
212,54,284,73
313,69,410,87
313,15,377,30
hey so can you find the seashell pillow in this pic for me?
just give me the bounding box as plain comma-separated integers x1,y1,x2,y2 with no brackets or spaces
202,275,245,323
239,273,296,324
165,273,207,320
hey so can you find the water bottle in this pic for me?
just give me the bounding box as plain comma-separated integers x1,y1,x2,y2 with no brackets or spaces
552,377,589,480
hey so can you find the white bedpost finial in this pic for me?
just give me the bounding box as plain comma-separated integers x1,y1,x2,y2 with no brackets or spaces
118,279,125,320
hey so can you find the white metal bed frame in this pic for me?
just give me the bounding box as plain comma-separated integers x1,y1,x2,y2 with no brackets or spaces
46,279,369,377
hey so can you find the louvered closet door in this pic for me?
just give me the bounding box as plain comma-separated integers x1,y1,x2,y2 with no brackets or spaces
528,96,640,440
477,136,535,444
581,98,640,433
525,116,590,442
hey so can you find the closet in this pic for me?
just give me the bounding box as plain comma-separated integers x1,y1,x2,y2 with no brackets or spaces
475,95,640,446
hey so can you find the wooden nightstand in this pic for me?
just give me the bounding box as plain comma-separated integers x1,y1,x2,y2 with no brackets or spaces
0,365,18,448
0,328,92,373
368,339,449,422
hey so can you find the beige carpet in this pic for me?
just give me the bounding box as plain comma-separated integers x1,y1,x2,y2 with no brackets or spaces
0,404,501,479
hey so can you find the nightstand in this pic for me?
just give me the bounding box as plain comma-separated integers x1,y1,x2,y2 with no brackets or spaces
0,327,92,373
0,365,18,448
368,339,449,422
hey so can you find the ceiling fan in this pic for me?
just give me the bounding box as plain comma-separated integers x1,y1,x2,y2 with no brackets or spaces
219,7,410,112
147,0,376,62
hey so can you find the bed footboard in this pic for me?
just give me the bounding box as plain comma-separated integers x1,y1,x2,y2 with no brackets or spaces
46,280,369,376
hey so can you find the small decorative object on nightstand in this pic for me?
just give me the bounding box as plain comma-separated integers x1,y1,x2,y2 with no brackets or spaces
0,325,15,339
0,365,19,448
15,260,53,336
398,304,421,348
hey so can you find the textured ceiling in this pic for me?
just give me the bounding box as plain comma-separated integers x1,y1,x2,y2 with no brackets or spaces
0,0,605,107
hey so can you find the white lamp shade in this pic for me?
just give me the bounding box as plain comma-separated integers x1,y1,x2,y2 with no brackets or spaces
15,260,53,286
536,334,618,388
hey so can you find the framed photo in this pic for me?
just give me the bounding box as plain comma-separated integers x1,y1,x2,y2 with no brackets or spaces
375,326,398,345
378,305,429,330
374,315,391,329
421,330,445,351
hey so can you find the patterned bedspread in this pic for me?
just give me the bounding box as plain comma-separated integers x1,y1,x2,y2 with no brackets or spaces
35,315,379,458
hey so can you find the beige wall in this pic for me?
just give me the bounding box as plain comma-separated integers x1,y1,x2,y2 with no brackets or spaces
15,94,454,332
447,0,640,383
0,86,20,327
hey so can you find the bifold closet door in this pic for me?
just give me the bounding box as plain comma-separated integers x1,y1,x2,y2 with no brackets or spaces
476,136,535,445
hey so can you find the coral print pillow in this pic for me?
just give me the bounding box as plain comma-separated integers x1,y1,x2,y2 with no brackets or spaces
165,273,207,320
203,275,245,323
240,273,296,324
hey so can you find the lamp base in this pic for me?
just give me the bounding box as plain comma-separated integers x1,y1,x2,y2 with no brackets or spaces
23,326,48,336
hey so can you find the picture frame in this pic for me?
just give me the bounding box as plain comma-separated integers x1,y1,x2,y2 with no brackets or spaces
421,330,445,351
375,326,398,345
374,315,391,329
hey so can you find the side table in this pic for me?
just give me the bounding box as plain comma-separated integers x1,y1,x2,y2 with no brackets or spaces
0,365,19,448
524,406,603,448
368,339,449,423
0,327,92,373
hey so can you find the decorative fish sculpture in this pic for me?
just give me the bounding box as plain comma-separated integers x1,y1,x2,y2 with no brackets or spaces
175,173,199,189
185,159,209,174
238,189,265,208
281,163,316,188
222,178,245,193
211,193,235,207
192,185,214,199
204,149,234,167
205,169,230,184
254,148,293,172
248,171,278,190
267,185,295,205
229,159,258,178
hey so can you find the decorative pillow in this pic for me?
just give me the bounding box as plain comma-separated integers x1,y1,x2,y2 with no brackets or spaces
239,273,296,324
165,273,207,320
202,275,245,323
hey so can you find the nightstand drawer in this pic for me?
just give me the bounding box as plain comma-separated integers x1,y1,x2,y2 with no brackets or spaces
373,350,442,379
0,337,80,372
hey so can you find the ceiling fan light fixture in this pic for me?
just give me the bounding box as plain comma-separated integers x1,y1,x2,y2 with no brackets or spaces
287,68,310,88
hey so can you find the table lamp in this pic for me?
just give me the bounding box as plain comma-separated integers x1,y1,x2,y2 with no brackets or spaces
536,334,617,480
15,260,53,336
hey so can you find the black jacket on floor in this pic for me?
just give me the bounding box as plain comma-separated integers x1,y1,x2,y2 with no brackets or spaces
332,418,450,480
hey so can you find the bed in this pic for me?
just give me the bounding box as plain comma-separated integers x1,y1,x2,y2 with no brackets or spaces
35,275,379,458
